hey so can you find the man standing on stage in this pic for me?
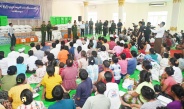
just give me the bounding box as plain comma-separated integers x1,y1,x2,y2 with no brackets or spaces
95,20,99,35
8,23,16,47
117,19,123,36
103,20,108,37
144,22,151,42
67,20,72,39
98,20,103,34
41,21,47,43
137,21,144,50
85,21,89,35
80,21,85,37
111,20,116,34
151,22,165,54
47,21,52,41
72,22,78,39
89,18,93,35
108,20,112,34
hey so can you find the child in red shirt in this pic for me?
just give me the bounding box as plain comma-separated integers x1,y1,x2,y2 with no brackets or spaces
59,62,65,76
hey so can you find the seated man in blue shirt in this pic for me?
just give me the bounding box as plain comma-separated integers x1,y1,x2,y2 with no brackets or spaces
127,50,137,75
41,42,50,51
69,42,75,56
75,69,93,108
49,85,76,109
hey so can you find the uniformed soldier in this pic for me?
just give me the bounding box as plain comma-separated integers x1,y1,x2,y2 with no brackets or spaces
103,20,108,37
89,18,93,35
72,22,78,39
111,20,116,34
117,19,123,36
41,21,47,43
47,21,52,41
98,20,102,34
95,21,99,35
85,21,89,35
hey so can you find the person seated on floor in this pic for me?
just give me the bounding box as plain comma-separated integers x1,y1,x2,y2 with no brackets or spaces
86,57,99,85
127,51,137,75
104,71,125,109
16,56,26,75
0,51,8,77
161,67,177,96
7,46,19,59
17,89,45,109
27,60,46,84
42,51,49,65
137,86,163,109
161,43,167,56
168,58,183,84
61,59,78,91
113,41,123,56
109,56,121,84
41,42,50,51
174,53,184,71
50,42,60,59
75,69,93,108
149,48,158,63
166,84,184,109
34,44,44,60
98,45,109,62
1,66,17,91
144,41,151,54
118,53,128,78
29,42,37,53
122,70,154,108
102,39,109,51
40,65,62,101
78,50,88,69
108,37,116,50
122,44,132,58
82,82,111,109
97,60,115,83
48,85,75,109
160,53,169,75
8,73,32,109
57,45,69,64
130,41,138,54
18,47,29,62
25,50,38,73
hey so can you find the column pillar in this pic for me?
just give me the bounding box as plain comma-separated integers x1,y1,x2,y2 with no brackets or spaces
170,0,181,32
84,1,89,21
118,0,125,22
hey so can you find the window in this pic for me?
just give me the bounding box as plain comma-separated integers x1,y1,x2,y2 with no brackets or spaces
147,11,168,26
113,13,126,24
88,12,97,23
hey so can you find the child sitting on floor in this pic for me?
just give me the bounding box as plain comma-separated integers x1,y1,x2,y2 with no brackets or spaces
16,56,26,75
28,60,46,84
110,56,121,84
59,62,65,76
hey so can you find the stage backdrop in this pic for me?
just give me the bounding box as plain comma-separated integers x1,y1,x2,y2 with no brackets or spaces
0,2,40,19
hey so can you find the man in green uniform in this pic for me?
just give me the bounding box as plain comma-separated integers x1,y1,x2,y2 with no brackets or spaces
117,19,123,36
41,21,47,43
98,20,102,34
111,20,116,34
95,21,99,35
89,18,93,35
72,22,78,39
103,20,108,37
47,21,52,41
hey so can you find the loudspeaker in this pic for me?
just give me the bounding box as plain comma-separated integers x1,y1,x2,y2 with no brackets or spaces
78,16,82,21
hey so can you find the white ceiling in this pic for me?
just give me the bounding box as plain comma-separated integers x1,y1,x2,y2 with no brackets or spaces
57,0,171,4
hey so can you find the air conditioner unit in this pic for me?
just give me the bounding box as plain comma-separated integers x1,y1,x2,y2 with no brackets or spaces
149,2,166,6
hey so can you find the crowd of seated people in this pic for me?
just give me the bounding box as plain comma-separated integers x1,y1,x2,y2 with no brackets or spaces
0,26,184,109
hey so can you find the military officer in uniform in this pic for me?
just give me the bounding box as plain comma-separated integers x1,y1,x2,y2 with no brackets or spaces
111,20,116,34
98,20,102,34
89,18,93,35
103,20,108,37
117,19,123,36
41,21,47,43
47,21,52,41
72,22,78,39
95,21,99,35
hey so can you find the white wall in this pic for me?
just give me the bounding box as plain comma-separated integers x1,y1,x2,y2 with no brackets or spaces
52,1,83,22
87,2,173,29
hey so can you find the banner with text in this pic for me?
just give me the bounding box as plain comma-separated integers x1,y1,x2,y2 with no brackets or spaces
0,2,40,19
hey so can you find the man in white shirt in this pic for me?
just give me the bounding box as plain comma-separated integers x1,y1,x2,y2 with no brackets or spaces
18,47,29,63
34,45,44,60
104,71,121,109
82,82,111,109
80,21,85,37
151,22,165,54
67,20,72,39
50,42,60,59
0,51,8,76
8,23,16,47
25,50,38,73
55,40,61,50
76,36,83,47
7,47,19,66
